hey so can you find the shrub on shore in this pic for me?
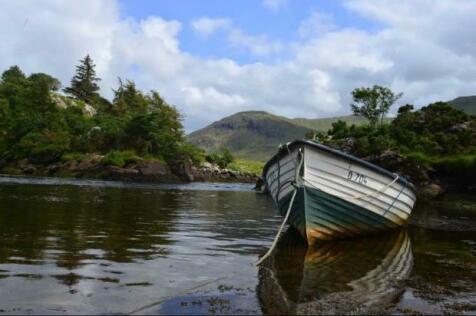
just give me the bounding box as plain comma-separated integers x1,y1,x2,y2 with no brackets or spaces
205,148,235,169
101,151,142,167
312,94,476,182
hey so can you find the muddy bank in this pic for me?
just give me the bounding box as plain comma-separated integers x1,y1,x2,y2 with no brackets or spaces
0,158,259,184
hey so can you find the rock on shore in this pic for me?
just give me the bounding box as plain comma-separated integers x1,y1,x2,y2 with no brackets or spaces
181,162,259,183
1,158,259,184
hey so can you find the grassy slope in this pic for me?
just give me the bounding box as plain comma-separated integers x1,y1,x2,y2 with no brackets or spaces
228,159,265,175
448,96,476,115
187,111,367,161
291,115,368,130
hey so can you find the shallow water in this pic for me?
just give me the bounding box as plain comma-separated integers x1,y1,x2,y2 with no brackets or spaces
0,176,474,314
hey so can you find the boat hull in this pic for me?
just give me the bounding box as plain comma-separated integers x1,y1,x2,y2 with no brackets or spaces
278,185,399,245
263,140,417,244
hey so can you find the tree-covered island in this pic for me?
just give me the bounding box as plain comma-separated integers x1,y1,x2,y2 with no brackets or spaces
0,56,254,183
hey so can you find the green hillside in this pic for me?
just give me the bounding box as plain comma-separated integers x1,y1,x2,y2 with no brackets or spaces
448,96,476,115
187,111,366,161
290,115,369,130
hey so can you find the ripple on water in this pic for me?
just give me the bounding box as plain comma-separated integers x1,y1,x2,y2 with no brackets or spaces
0,177,474,314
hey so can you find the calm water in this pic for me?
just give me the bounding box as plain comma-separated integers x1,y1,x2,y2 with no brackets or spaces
0,176,474,315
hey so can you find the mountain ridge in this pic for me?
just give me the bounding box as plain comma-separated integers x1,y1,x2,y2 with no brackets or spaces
448,95,476,115
187,111,366,160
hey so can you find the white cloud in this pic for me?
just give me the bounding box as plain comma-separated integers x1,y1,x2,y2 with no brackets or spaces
1,0,476,132
190,17,283,57
298,11,336,39
190,17,231,37
0,0,118,85
227,29,283,56
262,0,287,11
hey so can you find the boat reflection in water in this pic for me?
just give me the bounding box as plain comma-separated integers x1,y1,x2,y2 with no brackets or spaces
258,228,413,315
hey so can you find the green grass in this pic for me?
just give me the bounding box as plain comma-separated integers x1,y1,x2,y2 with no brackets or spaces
101,150,142,167
61,152,87,162
290,115,373,131
1,166,22,175
406,152,476,175
228,159,265,175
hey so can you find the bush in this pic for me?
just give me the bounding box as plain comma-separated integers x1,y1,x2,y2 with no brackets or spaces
61,152,86,162
101,150,142,167
16,130,70,163
407,152,476,177
205,148,235,169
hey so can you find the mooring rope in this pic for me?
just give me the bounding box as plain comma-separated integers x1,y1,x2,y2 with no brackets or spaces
382,176,408,216
256,151,303,266
255,185,298,266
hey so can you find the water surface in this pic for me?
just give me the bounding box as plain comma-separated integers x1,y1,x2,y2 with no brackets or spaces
0,176,474,314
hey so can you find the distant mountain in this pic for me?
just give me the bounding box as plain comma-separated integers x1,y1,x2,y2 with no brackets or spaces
187,111,366,161
290,115,369,130
448,95,476,115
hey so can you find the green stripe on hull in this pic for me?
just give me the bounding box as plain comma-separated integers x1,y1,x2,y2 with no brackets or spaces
277,186,398,244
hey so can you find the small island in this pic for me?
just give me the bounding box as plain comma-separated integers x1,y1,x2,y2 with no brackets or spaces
0,57,256,184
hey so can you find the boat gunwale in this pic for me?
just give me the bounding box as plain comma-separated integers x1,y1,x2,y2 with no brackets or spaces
262,139,417,195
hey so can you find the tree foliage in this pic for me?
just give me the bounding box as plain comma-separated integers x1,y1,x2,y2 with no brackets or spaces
351,85,402,128
0,63,202,169
325,100,476,175
64,55,101,103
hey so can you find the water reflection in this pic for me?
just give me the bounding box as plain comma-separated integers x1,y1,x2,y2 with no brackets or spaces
0,185,179,269
0,180,278,314
0,177,473,314
258,228,413,315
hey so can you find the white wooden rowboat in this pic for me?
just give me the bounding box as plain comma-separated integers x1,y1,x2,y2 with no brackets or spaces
262,140,417,245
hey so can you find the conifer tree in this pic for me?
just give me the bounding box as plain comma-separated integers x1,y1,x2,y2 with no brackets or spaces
64,55,101,103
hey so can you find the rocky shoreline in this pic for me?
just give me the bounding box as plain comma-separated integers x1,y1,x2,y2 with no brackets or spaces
0,158,259,184
1,148,473,199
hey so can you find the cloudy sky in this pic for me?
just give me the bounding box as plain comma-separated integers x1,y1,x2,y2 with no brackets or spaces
1,0,475,131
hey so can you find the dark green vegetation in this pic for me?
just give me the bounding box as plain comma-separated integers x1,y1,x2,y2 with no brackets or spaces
63,54,100,103
448,95,476,115
205,148,234,169
187,111,369,161
320,101,476,188
0,58,203,177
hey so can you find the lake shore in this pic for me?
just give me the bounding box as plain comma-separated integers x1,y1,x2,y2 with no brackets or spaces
0,158,259,185
1,155,474,199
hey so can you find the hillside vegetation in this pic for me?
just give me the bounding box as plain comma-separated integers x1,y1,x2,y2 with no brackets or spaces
317,102,476,191
187,111,367,160
290,115,369,130
448,95,476,115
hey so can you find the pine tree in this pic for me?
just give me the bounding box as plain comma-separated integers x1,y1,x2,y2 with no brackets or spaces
64,55,101,103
